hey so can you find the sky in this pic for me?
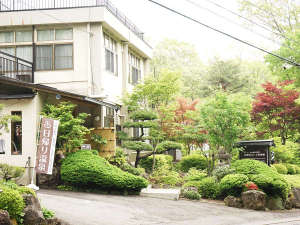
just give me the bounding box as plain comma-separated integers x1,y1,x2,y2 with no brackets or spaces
111,0,281,63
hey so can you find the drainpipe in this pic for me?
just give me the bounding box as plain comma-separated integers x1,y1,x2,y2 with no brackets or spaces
32,25,35,83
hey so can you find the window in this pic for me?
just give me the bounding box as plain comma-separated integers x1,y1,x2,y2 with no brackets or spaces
16,31,32,42
36,28,73,70
0,46,33,62
128,52,141,85
104,107,114,127
11,111,22,155
0,31,13,43
104,33,118,75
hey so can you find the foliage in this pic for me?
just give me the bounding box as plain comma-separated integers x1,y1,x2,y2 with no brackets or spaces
284,163,297,175
42,207,55,219
271,137,300,163
231,159,290,199
130,111,158,121
179,154,208,172
197,177,220,199
120,164,145,176
184,168,207,182
0,188,25,221
273,164,288,175
41,102,90,152
182,190,201,200
150,165,182,187
245,182,258,191
156,141,182,153
122,141,153,151
107,147,127,167
219,174,249,197
91,133,107,149
140,155,173,173
0,164,24,181
251,81,300,144
212,165,236,182
283,174,300,188
61,150,148,192
0,104,20,135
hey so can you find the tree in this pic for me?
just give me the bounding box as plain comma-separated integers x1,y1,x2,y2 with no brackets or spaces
251,80,300,144
41,102,90,153
200,92,250,171
0,104,20,136
238,0,300,35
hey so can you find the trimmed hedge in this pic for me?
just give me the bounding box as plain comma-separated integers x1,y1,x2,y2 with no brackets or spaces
198,177,219,199
140,155,173,173
219,174,249,197
179,154,208,172
273,164,288,174
231,159,290,199
61,150,148,192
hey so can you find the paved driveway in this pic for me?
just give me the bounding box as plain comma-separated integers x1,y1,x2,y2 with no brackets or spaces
38,189,300,225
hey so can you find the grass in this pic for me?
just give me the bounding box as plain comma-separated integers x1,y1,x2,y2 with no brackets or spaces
283,174,300,188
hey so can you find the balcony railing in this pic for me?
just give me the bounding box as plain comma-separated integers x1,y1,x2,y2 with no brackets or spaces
0,51,34,83
0,0,145,40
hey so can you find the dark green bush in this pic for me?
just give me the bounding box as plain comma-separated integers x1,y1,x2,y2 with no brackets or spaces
284,164,297,174
179,154,207,172
219,174,249,197
197,177,220,199
61,150,148,192
182,190,201,200
231,159,290,199
273,164,288,174
140,155,173,173
0,188,25,220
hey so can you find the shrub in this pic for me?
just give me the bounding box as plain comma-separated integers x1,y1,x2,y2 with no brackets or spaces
273,164,288,174
0,188,25,220
120,164,145,176
17,186,36,197
183,180,201,190
284,164,297,174
197,177,219,199
212,165,236,181
294,165,300,174
179,154,207,172
219,174,249,197
150,166,182,187
0,181,36,197
42,207,55,219
184,168,207,182
231,159,290,199
182,190,201,200
61,150,148,192
140,155,173,173
107,147,127,167
0,164,25,181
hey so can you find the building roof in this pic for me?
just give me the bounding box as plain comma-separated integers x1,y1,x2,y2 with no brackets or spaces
0,76,120,110
236,139,275,147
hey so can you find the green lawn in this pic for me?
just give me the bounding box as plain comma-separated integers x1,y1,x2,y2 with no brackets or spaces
283,174,300,188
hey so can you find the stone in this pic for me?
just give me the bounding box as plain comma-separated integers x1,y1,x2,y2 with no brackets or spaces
0,210,11,225
182,186,198,193
266,197,284,210
241,190,266,211
45,218,70,225
224,196,243,208
22,194,46,225
285,198,293,210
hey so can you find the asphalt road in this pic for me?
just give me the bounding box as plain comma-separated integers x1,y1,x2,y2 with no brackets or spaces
38,189,300,225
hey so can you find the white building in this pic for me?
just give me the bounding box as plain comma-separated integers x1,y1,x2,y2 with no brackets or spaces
0,0,152,182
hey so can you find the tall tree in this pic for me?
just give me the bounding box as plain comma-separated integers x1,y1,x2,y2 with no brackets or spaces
251,80,300,144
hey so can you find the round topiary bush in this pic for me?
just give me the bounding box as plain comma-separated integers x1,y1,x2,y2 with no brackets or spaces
140,155,173,173
197,177,220,199
219,174,249,197
0,188,25,220
179,154,208,172
61,150,148,192
284,164,297,174
273,164,288,174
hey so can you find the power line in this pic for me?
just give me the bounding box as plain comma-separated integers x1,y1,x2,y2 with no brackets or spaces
183,0,282,47
148,0,300,67
202,0,300,46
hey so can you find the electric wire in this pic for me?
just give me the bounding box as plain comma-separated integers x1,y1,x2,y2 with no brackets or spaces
148,0,300,67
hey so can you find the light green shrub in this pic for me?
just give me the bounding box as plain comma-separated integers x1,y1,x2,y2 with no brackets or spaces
182,190,201,200
140,155,173,173
284,164,297,174
273,164,288,174
0,188,25,220
197,177,219,199
150,166,182,187
179,154,208,172
184,168,207,182
219,174,249,197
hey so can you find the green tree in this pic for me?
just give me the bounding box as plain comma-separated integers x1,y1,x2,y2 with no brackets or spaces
0,104,20,136
200,92,251,171
41,102,90,153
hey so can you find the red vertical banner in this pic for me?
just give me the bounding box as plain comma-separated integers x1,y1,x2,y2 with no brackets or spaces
36,117,59,175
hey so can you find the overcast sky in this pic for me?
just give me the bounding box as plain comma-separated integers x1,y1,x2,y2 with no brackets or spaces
112,0,281,63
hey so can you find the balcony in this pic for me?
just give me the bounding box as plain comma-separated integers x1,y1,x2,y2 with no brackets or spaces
0,51,34,83
0,0,144,40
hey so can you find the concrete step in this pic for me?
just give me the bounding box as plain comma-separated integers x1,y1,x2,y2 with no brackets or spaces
140,186,180,200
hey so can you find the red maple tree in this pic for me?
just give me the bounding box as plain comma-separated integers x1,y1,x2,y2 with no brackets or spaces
251,80,300,145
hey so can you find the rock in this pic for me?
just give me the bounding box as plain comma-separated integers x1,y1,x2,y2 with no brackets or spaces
241,190,266,211
285,198,293,210
266,197,284,210
0,210,11,225
182,186,198,193
224,196,243,208
45,218,70,225
22,194,46,225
